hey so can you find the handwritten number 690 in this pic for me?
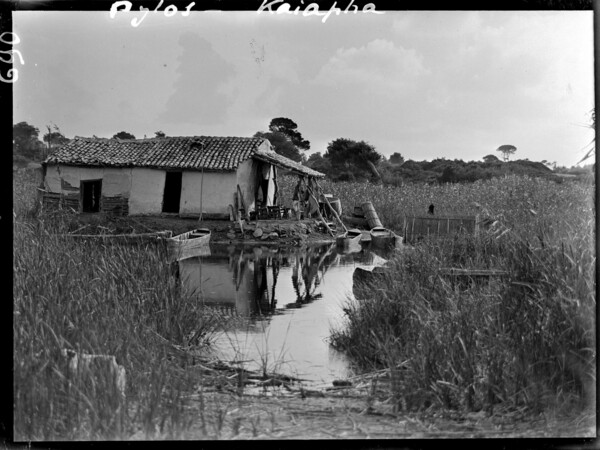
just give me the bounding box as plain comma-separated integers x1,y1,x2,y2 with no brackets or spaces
0,32,22,83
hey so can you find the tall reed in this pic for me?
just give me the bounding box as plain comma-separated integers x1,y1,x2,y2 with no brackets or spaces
330,175,595,416
13,170,227,440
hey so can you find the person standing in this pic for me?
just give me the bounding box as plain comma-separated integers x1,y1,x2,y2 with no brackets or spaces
292,177,306,220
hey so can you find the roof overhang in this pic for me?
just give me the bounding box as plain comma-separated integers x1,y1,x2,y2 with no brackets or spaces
252,151,325,178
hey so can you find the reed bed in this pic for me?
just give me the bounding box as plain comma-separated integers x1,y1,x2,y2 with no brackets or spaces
13,170,231,440
326,175,595,418
14,169,596,438
316,175,592,233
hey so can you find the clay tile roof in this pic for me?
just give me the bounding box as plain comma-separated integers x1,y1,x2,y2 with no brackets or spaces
44,136,267,172
44,135,325,178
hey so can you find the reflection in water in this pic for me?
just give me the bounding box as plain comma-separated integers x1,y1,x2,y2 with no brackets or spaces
180,243,348,317
288,244,330,308
178,242,391,383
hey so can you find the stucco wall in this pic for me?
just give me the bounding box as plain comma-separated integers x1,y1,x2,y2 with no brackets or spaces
46,165,99,192
129,168,166,215
43,164,133,213
44,165,64,192
180,171,237,216
44,165,132,195
102,168,132,196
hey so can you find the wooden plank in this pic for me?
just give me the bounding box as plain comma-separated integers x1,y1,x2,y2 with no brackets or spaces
314,179,347,233
306,185,334,236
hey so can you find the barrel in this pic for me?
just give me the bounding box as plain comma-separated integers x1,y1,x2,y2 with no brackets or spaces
361,201,382,228
329,198,342,217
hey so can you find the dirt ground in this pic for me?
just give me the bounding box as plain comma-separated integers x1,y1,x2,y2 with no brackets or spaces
132,374,596,440
191,391,596,440
67,214,339,246
123,349,595,441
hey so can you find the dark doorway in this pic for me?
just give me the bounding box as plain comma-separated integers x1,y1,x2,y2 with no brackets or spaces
162,171,182,213
81,179,102,213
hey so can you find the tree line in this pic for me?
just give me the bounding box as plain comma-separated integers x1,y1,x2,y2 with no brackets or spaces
12,123,168,165
253,117,578,185
14,118,591,184
305,145,589,184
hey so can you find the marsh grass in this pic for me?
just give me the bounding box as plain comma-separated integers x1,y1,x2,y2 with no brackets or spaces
13,169,232,440
328,175,595,420
280,174,594,234
14,169,596,438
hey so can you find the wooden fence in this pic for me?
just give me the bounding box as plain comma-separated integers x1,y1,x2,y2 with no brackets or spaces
403,215,479,243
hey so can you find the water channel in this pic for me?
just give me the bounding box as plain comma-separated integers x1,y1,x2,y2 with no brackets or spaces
177,242,392,385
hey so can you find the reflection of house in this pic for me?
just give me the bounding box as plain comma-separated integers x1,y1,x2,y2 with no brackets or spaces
179,256,256,316
178,249,279,317
179,243,355,316
41,136,323,217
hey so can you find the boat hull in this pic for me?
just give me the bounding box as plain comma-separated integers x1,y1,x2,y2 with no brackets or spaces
168,229,211,261
63,230,173,244
370,227,399,248
336,229,362,249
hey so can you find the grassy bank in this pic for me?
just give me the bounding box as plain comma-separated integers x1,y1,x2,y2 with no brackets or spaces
328,175,595,419
13,169,233,440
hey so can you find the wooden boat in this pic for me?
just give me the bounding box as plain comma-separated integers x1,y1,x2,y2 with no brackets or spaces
336,228,362,249
369,227,398,248
168,228,211,261
360,230,372,243
62,230,173,244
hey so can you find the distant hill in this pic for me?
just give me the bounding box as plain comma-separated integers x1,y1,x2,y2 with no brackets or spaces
377,158,562,185
305,150,572,184
506,159,554,175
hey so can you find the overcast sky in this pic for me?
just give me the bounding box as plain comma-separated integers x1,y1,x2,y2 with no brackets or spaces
13,10,594,166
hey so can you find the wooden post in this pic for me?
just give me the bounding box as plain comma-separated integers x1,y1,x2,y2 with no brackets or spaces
199,164,204,222
314,179,348,234
273,166,279,206
306,184,335,236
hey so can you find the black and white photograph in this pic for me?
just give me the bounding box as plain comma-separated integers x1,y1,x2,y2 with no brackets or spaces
9,0,596,442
